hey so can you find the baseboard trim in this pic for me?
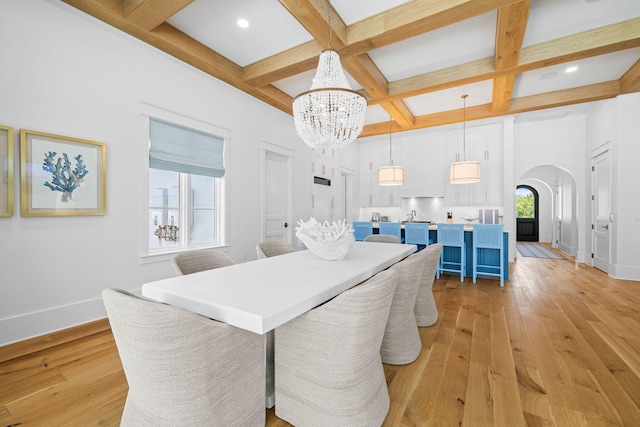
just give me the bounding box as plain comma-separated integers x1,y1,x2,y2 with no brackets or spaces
0,296,108,348
0,317,110,363
610,263,640,282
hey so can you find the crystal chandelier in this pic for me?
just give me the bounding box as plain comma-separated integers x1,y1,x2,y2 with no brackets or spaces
292,2,367,150
378,117,404,186
449,94,480,184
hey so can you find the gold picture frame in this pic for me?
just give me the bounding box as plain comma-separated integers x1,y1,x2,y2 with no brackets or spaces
20,129,106,216
1,126,14,216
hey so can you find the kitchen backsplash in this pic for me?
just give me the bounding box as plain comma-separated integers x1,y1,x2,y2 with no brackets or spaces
359,197,502,224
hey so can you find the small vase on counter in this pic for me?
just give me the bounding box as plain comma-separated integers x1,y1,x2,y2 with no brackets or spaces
446,211,453,223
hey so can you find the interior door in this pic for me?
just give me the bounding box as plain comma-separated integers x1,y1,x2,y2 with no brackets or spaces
593,150,610,272
264,151,290,243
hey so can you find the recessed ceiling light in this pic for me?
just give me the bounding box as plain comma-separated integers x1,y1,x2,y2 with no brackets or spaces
565,66,578,73
237,18,249,28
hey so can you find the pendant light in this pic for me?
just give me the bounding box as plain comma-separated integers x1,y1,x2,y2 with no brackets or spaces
378,117,404,186
292,1,367,150
449,94,480,184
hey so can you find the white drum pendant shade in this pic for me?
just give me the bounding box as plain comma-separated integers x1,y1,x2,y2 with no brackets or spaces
379,165,404,186
449,94,480,184
293,50,367,150
449,161,480,184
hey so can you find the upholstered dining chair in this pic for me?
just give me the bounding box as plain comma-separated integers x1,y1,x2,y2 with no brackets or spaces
364,234,401,243
275,269,398,427
172,248,235,275
256,241,296,259
380,250,427,365
414,243,443,327
102,288,265,427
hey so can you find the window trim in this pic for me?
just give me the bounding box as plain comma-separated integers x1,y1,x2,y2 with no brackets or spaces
139,103,230,260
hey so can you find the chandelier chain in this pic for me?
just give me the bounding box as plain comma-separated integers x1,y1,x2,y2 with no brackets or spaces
327,0,332,49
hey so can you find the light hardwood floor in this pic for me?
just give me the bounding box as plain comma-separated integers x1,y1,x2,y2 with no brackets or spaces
2,247,640,426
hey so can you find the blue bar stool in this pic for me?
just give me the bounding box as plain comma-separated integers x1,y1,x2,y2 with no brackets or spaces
436,223,465,282
379,222,404,243
472,224,504,287
404,223,430,251
352,222,373,241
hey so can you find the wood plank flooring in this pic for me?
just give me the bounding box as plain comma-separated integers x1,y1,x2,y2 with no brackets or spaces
2,246,640,426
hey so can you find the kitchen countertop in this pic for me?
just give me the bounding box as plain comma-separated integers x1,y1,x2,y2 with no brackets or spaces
371,221,477,231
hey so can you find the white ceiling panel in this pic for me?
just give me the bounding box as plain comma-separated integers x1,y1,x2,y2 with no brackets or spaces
524,0,640,47
404,81,494,117
331,0,410,25
167,0,312,67
513,47,640,98
369,12,497,82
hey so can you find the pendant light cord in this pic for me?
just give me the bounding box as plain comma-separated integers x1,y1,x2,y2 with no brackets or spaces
389,116,393,166
462,94,468,161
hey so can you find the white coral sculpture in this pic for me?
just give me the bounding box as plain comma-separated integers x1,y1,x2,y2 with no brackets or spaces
295,217,354,243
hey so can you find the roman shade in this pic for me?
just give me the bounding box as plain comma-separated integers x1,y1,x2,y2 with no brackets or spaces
149,118,225,178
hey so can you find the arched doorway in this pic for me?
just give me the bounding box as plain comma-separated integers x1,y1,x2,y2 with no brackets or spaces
516,185,539,241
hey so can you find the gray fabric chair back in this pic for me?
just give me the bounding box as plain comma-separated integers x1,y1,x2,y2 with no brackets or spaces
364,234,400,243
275,269,397,427
256,241,296,259
102,288,265,426
171,248,235,275
381,250,428,364
415,243,443,327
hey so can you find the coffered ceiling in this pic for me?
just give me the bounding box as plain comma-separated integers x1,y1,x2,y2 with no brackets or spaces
62,0,640,137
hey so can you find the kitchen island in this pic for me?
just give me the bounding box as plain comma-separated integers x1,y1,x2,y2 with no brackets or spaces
370,222,509,281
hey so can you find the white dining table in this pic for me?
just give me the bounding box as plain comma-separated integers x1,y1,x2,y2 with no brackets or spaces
142,241,416,334
141,240,416,407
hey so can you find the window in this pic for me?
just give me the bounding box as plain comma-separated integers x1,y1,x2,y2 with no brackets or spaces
516,187,535,218
147,117,225,252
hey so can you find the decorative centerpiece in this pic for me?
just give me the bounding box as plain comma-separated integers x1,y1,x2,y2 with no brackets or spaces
295,218,355,261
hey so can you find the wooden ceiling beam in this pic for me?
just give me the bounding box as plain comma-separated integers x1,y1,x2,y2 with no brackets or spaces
360,81,620,138
122,0,194,31
245,0,518,87
492,0,530,112
278,0,347,48
520,17,640,66
620,59,640,94
388,57,496,100
383,18,640,104
380,102,415,129
346,0,519,53
508,81,619,112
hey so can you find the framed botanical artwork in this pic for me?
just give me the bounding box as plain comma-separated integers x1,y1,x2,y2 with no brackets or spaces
20,129,106,216
1,126,14,216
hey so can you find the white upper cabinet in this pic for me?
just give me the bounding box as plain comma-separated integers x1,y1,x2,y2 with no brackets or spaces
359,139,402,207
472,125,502,162
400,132,446,198
445,123,503,206
312,147,335,180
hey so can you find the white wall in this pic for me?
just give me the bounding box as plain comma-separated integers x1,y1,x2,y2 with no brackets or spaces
0,0,311,345
514,116,586,260
586,94,640,280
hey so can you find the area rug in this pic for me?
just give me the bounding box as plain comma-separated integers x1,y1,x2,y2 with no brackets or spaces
516,242,564,259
